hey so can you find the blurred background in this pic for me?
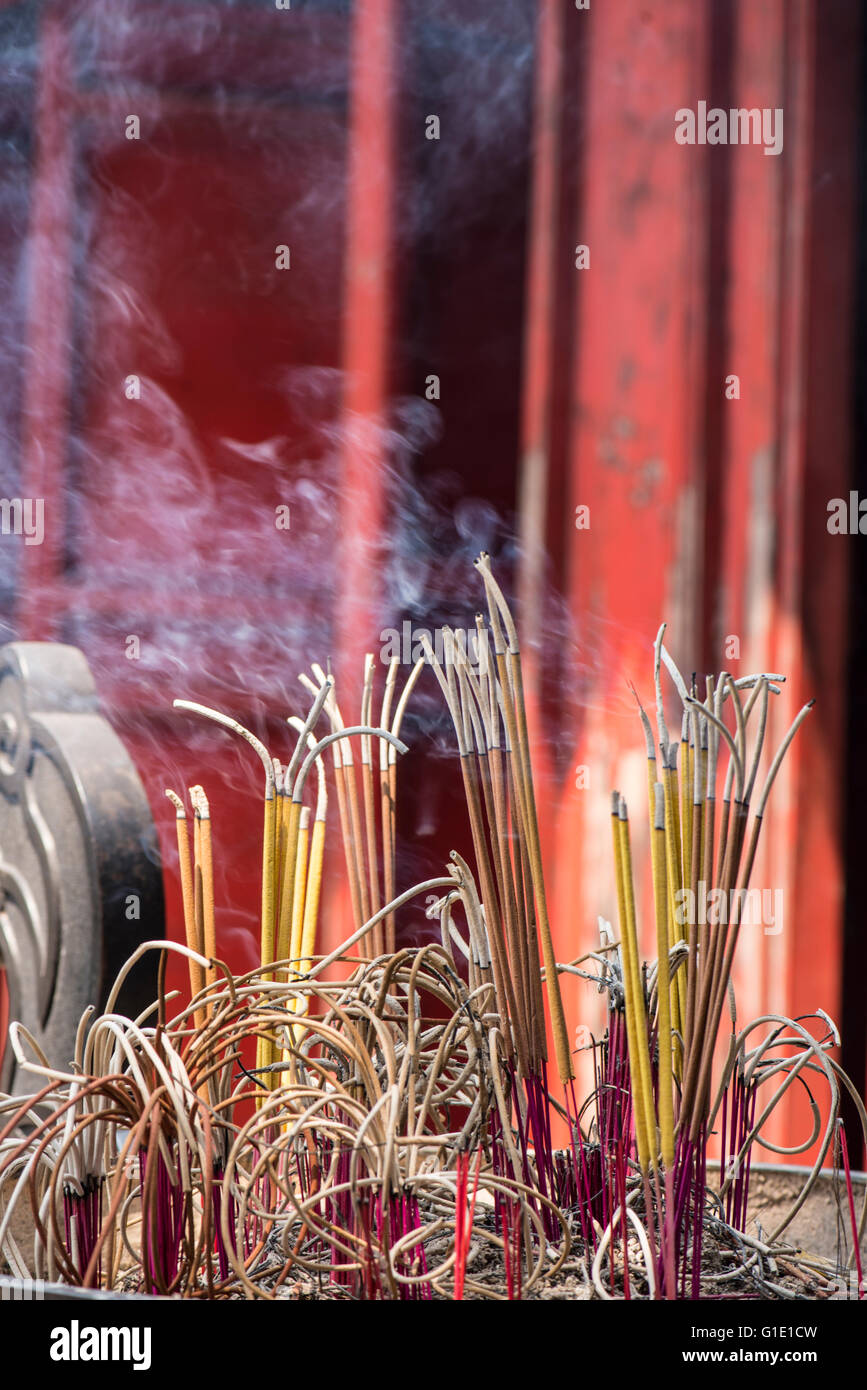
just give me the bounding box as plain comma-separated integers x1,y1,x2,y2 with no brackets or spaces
0,0,863,1160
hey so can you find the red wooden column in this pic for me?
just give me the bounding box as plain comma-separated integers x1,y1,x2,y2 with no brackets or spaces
802,1,863,1140
518,0,565,739
770,0,857,1146
516,0,566,1078
718,0,857,1154
329,0,397,957
545,0,859,1156
554,1,710,1090
338,0,396,674
714,0,788,1058
18,10,75,640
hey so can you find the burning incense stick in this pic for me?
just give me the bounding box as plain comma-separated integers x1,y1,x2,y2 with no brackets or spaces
284,715,329,985
360,653,383,955
189,785,217,1013
302,668,364,934
165,789,205,1030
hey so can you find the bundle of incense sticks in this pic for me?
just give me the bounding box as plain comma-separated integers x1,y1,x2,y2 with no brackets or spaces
171,693,335,1088
172,663,421,1086
5,562,864,1303
423,553,571,1089
299,656,423,959
614,633,813,1175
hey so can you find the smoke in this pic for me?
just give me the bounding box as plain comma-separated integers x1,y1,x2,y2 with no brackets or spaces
0,0,543,682
0,0,616,969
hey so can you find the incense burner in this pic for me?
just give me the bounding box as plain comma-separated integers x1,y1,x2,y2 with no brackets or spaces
0,642,161,1092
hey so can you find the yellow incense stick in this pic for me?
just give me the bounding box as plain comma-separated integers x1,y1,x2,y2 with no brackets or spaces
275,799,301,969
190,785,217,1011
288,806,310,972
652,783,675,1168
617,799,658,1169
256,789,278,1091
291,814,326,1046
611,796,651,1170
261,791,278,973
165,790,205,1030
661,755,687,1060
300,816,325,975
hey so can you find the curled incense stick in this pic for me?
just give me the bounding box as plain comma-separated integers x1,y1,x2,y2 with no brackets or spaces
286,675,333,788
104,940,215,1016
742,678,771,805
685,694,745,805
448,850,493,971
309,876,455,977
173,700,274,791
431,891,470,964
286,718,329,824
291,726,408,802
390,657,424,748
753,699,815,819
170,701,277,955
653,623,672,759
726,673,748,773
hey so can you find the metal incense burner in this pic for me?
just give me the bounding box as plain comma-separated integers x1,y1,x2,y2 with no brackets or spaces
0,642,161,1093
